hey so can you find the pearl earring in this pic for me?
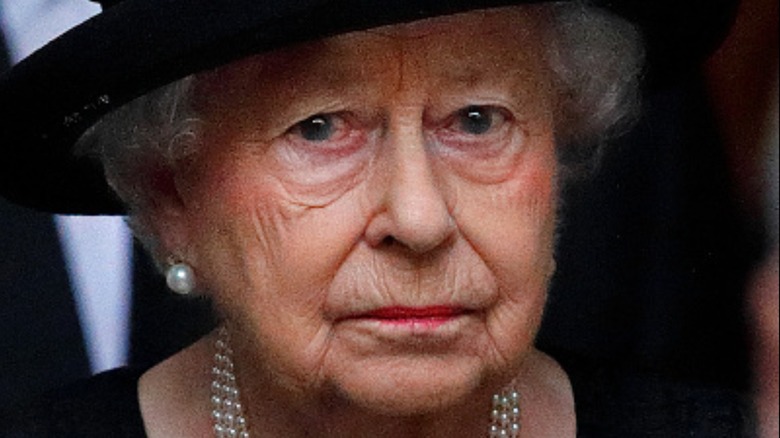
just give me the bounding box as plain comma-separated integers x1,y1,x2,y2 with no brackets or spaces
166,262,196,295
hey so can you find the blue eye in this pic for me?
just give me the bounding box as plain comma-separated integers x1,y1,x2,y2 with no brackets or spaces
297,114,334,142
458,106,494,135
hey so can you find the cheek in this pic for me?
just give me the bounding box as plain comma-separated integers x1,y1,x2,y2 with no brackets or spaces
447,147,557,363
184,149,370,311
448,146,558,285
184,157,386,392
183,168,272,310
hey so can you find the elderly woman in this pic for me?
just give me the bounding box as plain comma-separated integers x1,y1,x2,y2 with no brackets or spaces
0,0,748,436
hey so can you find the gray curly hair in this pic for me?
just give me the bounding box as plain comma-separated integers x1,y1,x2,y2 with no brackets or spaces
76,1,644,263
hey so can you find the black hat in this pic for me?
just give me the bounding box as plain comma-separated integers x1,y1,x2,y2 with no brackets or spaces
0,0,737,214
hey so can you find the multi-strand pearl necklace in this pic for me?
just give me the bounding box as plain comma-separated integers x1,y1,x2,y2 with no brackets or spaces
211,327,521,437
489,384,522,437
211,326,249,438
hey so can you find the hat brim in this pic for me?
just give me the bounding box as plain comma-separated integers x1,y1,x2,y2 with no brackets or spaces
0,0,737,214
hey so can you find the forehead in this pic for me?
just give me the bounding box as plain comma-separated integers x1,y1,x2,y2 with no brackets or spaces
193,6,551,111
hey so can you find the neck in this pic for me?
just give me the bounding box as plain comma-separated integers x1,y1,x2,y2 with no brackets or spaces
239,372,497,438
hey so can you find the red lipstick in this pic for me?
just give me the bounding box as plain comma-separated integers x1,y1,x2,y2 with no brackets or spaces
364,306,463,319
356,306,467,329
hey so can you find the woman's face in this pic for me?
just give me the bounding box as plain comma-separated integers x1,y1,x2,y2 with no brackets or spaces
166,7,558,414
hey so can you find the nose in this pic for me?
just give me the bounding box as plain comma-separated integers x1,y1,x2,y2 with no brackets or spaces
365,125,455,254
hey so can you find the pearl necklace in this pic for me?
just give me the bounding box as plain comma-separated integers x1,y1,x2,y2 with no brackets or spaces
211,326,249,438
211,327,521,437
489,385,522,437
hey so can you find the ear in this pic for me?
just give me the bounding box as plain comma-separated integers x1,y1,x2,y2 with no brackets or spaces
140,163,194,264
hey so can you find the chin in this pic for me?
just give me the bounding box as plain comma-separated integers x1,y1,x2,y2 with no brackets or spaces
324,355,498,415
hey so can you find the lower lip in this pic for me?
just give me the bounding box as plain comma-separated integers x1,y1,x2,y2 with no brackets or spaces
376,316,454,329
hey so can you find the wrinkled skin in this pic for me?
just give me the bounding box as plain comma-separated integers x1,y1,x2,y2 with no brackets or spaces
153,7,560,434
